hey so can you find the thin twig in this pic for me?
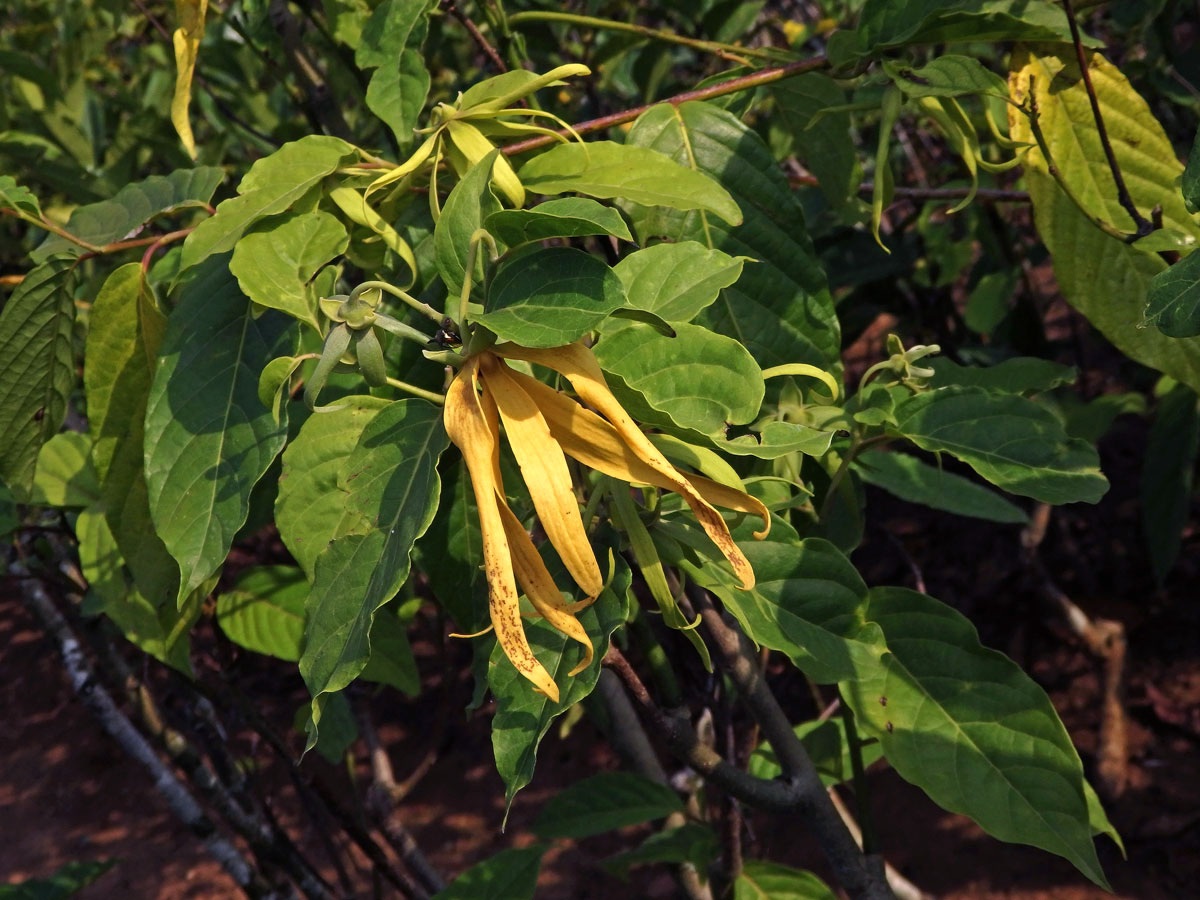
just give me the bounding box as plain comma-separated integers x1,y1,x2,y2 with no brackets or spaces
443,1,508,73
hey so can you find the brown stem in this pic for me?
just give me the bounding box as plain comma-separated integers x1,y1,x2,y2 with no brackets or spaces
502,56,829,156
1061,0,1153,237
443,1,508,74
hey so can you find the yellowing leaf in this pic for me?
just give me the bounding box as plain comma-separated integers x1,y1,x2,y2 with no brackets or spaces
171,0,208,160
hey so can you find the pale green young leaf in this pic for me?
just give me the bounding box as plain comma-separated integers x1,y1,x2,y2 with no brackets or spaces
301,400,446,751
1141,384,1200,583
841,586,1110,889
0,256,76,499
855,449,1029,524
733,861,838,900
532,772,683,839
613,242,747,324
519,140,742,226
230,211,349,333
476,247,626,347
144,257,299,605
431,846,544,900
217,565,308,660
624,101,840,371
891,386,1108,504
484,197,632,246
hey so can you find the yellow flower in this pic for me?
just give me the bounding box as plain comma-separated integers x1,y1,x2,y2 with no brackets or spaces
443,341,770,701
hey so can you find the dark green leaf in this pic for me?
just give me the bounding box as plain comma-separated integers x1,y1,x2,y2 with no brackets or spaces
358,1,434,146
35,167,223,258
301,400,447,750
1185,126,1200,215
1141,384,1200,583
0,859,115,900
733,861,838,900
144,257,299,604
841,586,1110,890
1145,250,1200,338
431,846,544,900
484,197,633,246
601,824,718,881
883,55,1008,98
855,450,1029,524
180,137,358,272
300,691,359,764
927,357,1077,393
613,242,747,323
624,101,840,371
435,151,502,298
0,256,76,499
477,246,626,347
416,459,487,631
769,73,859,214
891,386,1108,504
360,605,420,695
532,772,683,839
520,140,742,225
965,270,1018,334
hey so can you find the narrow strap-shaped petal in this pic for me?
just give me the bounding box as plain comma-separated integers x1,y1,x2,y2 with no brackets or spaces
444,358,559,701
502,366,770,540
445,120,525,208
497,342,758,588
481,354,604,597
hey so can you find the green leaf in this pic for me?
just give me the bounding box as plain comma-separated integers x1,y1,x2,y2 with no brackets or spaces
532,772,684,839
31,432,100,508
491,554,630,806
891,386,1108,505
357,0,434,146
34,167,223,258
301,400,447,751
1010,49,1200,393
595,322,763,438
1145,250,1200,338
601,824,718,881
230,211,348,333
624,101,840,371
217,565,308,660
1184,126,1200,215
276,395,390,578
683,538,884,684
613,242,747,323
748,717,885,787
733,861,838,900
180,137,358,273
0,256,76,499
965,269,1018,335
144,257,299,604
0,483,18,540
0,174,41,218
841,586,1109,889
484,197,633,246
435,151,502,298
415,459,487,631
927,356,1077,394
519,140,742,226
431,846,545,900
0,859,115,900
84,264,177,607
855,450,1029,524
769,73,860,214
1141,384,1200,583
883,55,1008,98
301,690,359,764
710,420,835,460
477,246,627,347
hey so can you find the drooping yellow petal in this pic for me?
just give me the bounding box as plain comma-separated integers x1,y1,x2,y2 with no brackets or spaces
170,0,208,159
497,342,761,587
365,131,441,200
443,358,559,701
445,119,525,208
480,354,604,597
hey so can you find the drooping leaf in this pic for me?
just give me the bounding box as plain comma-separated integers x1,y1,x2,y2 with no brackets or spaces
84,264,177,607
491,554,630,805
927,357,1077,394
431,846,544,900
476,246,626,347
484,197,633,246
532,772,683,839
275,395,390,578
748,717,885,787
144,256,299,604
733,861,838,900
519,140,742,225
301,690,359,764
230,210,348,333
0,256,76,499
595,322,763,438
170,0,208,158
434,150,502,298
613,242,747,324
891,386,1108,505
600,824,718,881
179,136,358,272
1144,250,1200,338
855,449,1030,524
1141,384,1200,583
1009,49,1200,393
883,55,1008,98
841,586,1110,889
301,400,447,750
31,432,99,508
683,538,884,684
35,167,223,259
624,101,840,371
359,605,420,695
216,565,308,660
